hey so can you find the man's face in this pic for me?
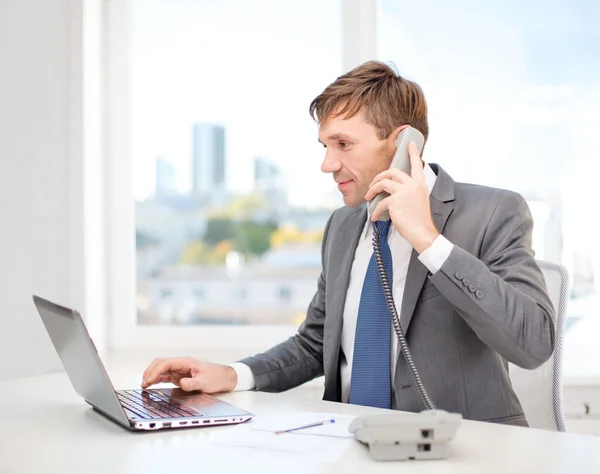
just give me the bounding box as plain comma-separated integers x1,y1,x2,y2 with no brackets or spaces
318,109,396,207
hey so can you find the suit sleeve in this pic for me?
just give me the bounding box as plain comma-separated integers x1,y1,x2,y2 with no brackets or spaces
236,212,334,392
428,191,556,369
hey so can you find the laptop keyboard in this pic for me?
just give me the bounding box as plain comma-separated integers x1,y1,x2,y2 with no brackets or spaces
117,390,201,420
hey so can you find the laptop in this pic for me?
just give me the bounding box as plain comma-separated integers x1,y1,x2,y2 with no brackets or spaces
32,295,254,431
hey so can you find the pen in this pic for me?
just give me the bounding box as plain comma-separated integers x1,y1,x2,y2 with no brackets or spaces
274,419,336,435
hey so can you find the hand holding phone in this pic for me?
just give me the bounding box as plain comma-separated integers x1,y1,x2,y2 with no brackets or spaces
367,127,425,222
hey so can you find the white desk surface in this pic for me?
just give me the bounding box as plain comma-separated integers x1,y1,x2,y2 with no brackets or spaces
1,372,600,474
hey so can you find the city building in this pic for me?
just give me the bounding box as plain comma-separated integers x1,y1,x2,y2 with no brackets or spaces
192,122,226,196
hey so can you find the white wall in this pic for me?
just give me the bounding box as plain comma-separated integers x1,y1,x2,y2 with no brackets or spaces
0,0,104,381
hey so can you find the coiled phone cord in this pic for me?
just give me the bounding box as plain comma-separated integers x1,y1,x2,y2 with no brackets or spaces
372,223,436,411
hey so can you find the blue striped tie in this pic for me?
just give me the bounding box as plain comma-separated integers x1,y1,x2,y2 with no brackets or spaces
349,220,393,409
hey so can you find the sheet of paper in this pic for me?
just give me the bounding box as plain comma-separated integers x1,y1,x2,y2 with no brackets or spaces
248,411,356,438
207,412,358,461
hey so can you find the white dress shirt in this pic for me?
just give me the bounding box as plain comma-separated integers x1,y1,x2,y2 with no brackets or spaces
230,164,455,396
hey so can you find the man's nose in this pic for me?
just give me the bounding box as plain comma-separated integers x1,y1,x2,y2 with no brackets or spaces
321,150,342,174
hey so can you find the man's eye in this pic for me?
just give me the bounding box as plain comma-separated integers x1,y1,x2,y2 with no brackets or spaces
339,141,350,148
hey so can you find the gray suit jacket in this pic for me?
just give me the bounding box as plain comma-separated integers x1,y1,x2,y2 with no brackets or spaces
241,164,555,426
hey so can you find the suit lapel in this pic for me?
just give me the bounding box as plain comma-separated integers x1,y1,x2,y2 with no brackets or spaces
328,206,366,329
323,205,366,399
399,164,455,334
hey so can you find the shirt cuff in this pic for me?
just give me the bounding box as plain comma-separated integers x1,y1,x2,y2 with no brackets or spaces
418,235,454,274
228,362,256,391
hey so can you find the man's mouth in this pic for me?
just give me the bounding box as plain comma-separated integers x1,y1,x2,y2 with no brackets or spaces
337,180,352,190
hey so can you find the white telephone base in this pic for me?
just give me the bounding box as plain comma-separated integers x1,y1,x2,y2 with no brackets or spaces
348,409,462,462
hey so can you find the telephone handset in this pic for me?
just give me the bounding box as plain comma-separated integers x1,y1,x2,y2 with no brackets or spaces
367,126,425,222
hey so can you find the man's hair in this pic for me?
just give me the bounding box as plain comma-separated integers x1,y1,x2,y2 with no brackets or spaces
309,61,429,142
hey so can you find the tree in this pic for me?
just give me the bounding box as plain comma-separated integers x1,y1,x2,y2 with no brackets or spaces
204,218,235,246
234,220,278,256
180,239,233,265
270,225,324,247
202,217,278,258
136,230,159,250
180,240,206,264
225,193,268,219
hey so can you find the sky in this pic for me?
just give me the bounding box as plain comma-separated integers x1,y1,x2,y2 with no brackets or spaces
131,0,342,207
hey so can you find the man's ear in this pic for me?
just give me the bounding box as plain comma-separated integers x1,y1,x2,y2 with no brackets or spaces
386,124,410,151
388,124,410,144
391,124,410,141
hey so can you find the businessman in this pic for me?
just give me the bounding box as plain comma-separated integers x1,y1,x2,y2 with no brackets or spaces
142,61,555,426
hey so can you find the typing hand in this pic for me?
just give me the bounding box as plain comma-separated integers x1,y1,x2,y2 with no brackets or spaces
141,357,238,393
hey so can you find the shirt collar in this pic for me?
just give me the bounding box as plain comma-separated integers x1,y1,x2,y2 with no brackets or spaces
362,162,438,240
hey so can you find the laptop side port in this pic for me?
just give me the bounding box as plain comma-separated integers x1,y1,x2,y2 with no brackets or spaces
163,422,172,428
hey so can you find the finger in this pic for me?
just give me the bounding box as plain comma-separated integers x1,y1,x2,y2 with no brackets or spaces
179,376,205,393
365,179,402,202
142,358,164,387
144,358,198,387
141,374,172,389
370,168,411,188
156,374,172,384
171,373,186,386
143,358,163,380
409,142,425,184
143,358,191,388
146,371,181,388
371,196,392,222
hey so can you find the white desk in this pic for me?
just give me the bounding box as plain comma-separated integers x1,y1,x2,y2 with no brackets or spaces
1,372,600,474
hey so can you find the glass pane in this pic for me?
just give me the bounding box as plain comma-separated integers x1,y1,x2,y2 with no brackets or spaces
380,0,600,377
132,0,342,325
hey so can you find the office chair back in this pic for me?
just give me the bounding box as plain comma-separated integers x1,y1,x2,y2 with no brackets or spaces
509,260,568,431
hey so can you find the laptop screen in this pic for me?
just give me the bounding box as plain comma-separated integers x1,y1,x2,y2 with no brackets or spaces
32,296,128,424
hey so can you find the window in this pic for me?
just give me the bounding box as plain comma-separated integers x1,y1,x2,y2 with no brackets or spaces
110,0,599,375
379,0,600,378
126,0,342,344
